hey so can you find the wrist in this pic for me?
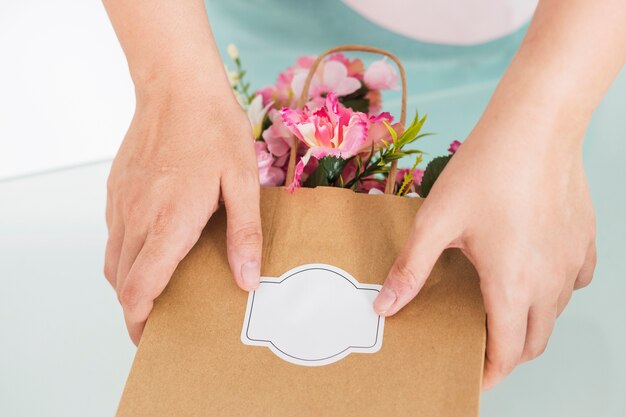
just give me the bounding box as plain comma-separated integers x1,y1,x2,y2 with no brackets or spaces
473,80,589,158
133,64,236,110
129,48,233,102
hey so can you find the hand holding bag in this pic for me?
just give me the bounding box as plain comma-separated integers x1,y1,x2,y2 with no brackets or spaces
116,45,486,417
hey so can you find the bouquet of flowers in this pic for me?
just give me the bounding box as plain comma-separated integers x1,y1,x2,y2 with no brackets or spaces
225,44,460,197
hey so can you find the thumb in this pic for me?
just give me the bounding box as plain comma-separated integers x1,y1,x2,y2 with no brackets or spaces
374,215,452,316
221,167,263,291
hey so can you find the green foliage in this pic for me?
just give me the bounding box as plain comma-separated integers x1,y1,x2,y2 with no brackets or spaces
230,56,254,105
397,154,423,196
304,156,349,187
419,155,452,197
345,111,430,190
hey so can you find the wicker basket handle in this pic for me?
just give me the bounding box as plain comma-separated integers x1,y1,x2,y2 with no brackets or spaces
285,45,408,195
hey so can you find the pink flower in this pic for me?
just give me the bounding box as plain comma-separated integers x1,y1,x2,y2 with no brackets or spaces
414,169,425,185
328,53,365,79
396,168,425,188
262,109,293,161
257,55,317,108
281,93,368,190
257,86,278,108
362,111,397,152
448,140,462,153
291,60,361,101
388,167,425,196
255,141,285,187
340,160,387,194
295,55,316,69
364,58,399,90
282,93,368,159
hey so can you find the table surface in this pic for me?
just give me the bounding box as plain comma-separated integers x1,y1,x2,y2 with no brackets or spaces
1,152,625,417
2,74,626,417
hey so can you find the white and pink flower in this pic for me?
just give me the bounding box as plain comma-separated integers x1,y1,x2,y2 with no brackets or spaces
247,95,273,139
364,58,399,90
291,60,361,101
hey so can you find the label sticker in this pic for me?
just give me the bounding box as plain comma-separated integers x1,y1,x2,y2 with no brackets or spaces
241,264,384,366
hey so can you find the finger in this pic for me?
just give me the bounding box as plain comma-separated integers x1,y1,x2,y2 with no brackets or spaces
118,224,200,345
575,242,597,290
221,166,263,291
115,227,147,296
520,301,557,363
105,191,113,231
104,198,124,287
373,215,453,316
104,220,124,288
556,285,574,317
482,281,529,390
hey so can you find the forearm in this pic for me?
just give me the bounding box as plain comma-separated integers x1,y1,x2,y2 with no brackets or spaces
475,0,626,150
102,0,231,100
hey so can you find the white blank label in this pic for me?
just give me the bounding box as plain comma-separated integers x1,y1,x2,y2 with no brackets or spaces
241,264,385,367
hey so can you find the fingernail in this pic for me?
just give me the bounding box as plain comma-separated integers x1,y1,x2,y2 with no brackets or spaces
241,261,260,290
374,286,397,315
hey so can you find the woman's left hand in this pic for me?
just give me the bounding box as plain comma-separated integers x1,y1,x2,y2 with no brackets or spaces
373,117,596,389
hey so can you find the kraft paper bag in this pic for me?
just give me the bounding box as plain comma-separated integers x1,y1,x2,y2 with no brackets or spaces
116,186,486,417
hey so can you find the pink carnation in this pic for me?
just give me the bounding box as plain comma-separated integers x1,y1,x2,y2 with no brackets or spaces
281,94,369,190
281,94,402,191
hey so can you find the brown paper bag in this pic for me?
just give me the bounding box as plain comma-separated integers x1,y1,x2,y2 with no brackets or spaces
116,47,486,417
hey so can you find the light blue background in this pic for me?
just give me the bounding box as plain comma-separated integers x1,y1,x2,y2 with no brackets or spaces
0,1,624,416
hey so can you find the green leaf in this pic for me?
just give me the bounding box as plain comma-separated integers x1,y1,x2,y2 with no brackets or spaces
385,153,405,161
355,155,362,173
339,83,370,113
411,154,423,170
420,155,452,197
415,133,435,140
397,172,412,196
303,165,329,187
304,156,350,187
397,113,427,147
383,121,398,145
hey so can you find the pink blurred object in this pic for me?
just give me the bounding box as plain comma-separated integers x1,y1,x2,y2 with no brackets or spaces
448,140,462,153
364,58,399,90
254,141,285,187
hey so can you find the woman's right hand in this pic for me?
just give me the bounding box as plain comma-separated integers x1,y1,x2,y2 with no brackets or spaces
104,80,262,345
